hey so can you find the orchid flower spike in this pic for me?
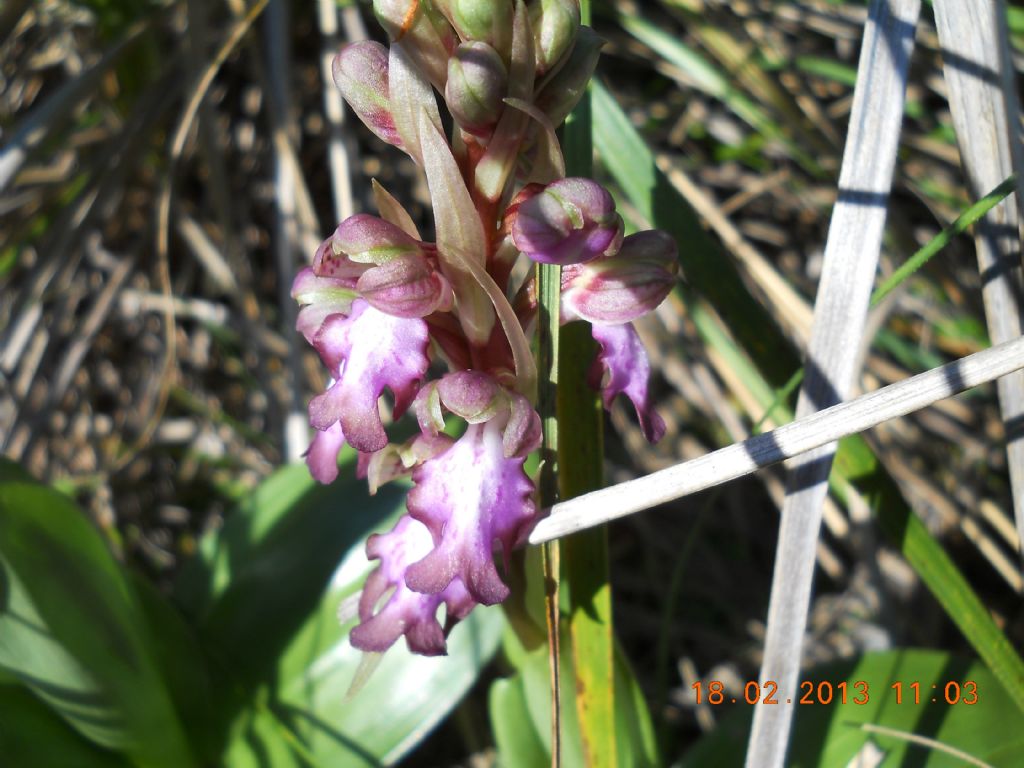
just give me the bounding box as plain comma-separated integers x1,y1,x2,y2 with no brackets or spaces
294,0,678,655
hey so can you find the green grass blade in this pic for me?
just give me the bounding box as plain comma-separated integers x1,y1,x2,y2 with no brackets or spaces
619,15,824,175
593,82,800,388
871,174,1018,306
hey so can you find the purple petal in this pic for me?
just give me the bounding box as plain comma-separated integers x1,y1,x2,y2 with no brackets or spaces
306,422,346,484
589,323,666,443
292,267,359,346
351,516,474,656
436,370,502,423
404,420,537,604
308,300,430,452
311,234,373,281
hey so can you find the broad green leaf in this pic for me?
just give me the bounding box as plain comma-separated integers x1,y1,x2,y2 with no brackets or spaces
130,574,216,760
182,458,503,764
0,458,32,483
491,640,659,768
683,650,1024,767
0,480,194,767
0,683,130,768
249,599,503,766
490,672,549,767
184,461,407,689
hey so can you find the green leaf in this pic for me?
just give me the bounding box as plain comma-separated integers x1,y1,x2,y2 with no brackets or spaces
0,457,33,484
182,458,503,765
0,480,194,767
683,650,1024,767
251,601,503,766
130,574,217,761
0,683,131,768
491,641,659,768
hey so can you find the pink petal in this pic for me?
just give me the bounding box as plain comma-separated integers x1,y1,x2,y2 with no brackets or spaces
351,516,475,656
589,323,666,443
308,300,430,452
404,420,537,604
562,230,678,324
306,422,346,484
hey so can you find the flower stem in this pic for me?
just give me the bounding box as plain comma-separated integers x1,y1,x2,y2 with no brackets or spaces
556,2,617,764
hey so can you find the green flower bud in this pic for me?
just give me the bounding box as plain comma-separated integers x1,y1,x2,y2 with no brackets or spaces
529,0,580,76
445,42,508,136
436,0,514,60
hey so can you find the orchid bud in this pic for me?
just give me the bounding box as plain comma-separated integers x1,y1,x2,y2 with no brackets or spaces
332,42,402,150
445,42,508,136
328,214,423,266
562,230,679,324
529,0,580,76
373,0,456,89
510,177,624,264
534,25,603,128
437,0,514,59
356,255,453,318
436,370,503,423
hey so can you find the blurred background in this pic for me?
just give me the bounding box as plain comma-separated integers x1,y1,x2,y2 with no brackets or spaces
2,0,1023,764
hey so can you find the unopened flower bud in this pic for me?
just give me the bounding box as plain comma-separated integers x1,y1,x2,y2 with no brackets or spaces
356,255,453,318
436,370,503,422
333,42,403,150
510,178,623,264
562,230,678,324
328,214,423,266
534,25,603,128
445,42,508,136
436,0,513,60
529,0,580,76
374,0,456,89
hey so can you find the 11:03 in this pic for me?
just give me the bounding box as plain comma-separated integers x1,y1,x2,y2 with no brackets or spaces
891,681,978,704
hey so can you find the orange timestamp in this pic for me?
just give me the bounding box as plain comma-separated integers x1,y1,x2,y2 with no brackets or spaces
692,680,870,706
691,680,980,706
